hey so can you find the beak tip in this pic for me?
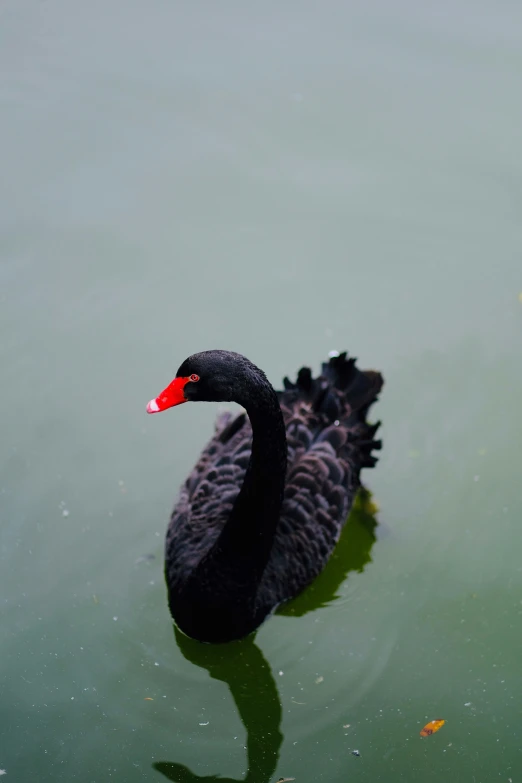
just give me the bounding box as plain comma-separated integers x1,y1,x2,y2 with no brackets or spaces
146,398,160,414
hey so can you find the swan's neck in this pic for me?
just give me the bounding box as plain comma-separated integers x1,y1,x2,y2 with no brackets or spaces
213,385,287,576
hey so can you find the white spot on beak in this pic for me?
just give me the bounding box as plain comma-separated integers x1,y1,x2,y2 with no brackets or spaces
147,398,160,413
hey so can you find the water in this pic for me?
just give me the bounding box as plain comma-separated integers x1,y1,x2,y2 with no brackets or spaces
1,0,522,780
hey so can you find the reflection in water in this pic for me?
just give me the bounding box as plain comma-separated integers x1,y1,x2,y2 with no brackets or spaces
155,631,282,783
154,489,378,783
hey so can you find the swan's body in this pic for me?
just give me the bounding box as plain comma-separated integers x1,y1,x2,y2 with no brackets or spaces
147,350,383,643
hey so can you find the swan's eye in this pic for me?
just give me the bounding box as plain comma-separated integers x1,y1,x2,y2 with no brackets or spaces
189,374,200,383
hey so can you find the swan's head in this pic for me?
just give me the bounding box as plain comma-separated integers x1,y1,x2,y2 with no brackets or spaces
146,350,268,413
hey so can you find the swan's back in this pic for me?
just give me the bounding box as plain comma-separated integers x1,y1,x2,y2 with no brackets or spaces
259,352,382,607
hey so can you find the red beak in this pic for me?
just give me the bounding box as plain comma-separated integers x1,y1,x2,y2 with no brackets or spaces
146,377,189,414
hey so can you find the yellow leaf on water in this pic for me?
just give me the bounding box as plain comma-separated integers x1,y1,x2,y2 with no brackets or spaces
420,719,445,737
144,697,154,701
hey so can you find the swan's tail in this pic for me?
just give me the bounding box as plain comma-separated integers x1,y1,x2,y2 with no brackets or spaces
282,351,383,469
321,351,383,468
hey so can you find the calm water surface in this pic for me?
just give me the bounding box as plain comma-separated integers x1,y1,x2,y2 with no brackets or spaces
1,1,522,781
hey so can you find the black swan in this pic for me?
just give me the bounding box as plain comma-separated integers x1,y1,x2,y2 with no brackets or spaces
146,350,383,643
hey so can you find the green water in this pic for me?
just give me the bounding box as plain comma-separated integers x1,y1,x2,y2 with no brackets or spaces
2,1,522,780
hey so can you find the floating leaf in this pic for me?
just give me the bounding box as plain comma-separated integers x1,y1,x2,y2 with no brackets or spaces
420,719,445,737
144,697,154,701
